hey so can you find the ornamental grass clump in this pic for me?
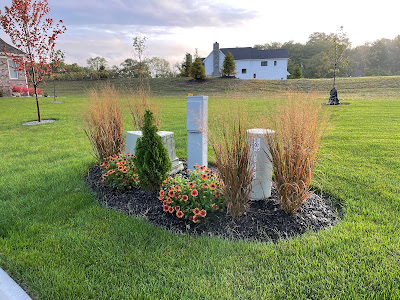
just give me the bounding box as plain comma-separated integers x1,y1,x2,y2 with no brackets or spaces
135,110,171,192
100,153,140,191
83,85,124,162
265,93,327,215
209,107,253,218
159,164,225,223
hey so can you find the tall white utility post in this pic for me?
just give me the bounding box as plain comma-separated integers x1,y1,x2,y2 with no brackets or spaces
187,96,208,169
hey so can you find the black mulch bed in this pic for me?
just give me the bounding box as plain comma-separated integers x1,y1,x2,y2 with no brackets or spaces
85,164,340,243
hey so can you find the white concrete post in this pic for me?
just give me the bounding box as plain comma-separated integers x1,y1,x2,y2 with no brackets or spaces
187,96,208,169
125,131,183,175
247,128,274,200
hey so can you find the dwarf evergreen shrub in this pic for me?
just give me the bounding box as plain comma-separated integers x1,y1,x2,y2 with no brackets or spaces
135,110,171,192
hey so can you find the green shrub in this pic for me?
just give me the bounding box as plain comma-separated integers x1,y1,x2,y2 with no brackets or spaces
100,153,139,191
159,164,225,223
189,57,206,80
134,110,171,192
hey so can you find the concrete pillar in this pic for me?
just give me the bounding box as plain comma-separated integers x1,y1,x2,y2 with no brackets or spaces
187,96,208,168
125,131,183,175
247,128,274,200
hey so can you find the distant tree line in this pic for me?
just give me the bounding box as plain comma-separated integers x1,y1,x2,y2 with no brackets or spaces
47,56,175,81
255,32,400,78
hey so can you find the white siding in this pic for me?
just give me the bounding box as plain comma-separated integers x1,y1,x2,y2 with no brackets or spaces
203,51,226,76
235,59,289,79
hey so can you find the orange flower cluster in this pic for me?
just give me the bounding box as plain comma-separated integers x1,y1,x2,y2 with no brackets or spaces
99,153,139,191
159,164,225,223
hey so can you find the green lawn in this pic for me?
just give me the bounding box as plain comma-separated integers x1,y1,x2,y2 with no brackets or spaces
1,84,400,298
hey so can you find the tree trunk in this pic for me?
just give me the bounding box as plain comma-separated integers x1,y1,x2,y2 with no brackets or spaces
53,79,56,102
34,84,41,122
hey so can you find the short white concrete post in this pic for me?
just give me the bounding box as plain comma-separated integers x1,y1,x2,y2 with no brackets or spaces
187,96,208,169
247,128,274,200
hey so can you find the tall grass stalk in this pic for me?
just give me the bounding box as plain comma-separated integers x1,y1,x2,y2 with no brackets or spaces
128,89,161,130
83,85,125,162
265,93,326,214
209,107,253,218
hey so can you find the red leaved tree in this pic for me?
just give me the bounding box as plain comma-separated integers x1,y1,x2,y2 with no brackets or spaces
0,0,66,122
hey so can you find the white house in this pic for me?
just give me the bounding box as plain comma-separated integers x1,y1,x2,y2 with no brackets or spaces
203,42,290,80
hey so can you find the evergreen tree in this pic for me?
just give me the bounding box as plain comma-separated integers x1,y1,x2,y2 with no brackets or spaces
180,53,192,77
135,110,171,192
290,64,303,79
221,51,236,77
189,57,206,80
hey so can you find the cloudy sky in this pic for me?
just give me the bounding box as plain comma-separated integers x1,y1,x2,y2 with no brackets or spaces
1,0,399,69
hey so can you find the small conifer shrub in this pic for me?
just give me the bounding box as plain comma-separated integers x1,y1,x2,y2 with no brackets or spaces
134,110,171,192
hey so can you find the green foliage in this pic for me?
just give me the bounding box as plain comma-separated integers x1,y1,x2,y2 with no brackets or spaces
179,53,192,77
290,64,303,79
100,153,140,191
221,51,236,77
134,110,171,192
189,57,206,80
159,164,225,223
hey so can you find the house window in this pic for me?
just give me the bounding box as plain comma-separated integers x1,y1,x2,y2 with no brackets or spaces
274,61,277,66
253,74,256,78
242,69,247,74
8,59,19,79
261,61,268,66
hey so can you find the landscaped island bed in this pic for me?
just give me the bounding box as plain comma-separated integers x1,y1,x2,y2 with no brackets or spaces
0,77,399,298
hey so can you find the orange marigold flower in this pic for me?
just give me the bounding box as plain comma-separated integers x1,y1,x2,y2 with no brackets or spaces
212,203,218,210
193,216,200,223
158,196,164,201
100,177,104,182
199,165,206,171
175,206,180,211
112,155,118,160
188,182,195,188
163,205,169,212
201,174,208,180
210,183,216,190
118,166,124,171
168,186,174,191
100,162,105,167
215,191,221,198
103,173,108,177
122,168,127,173
108,170,115,174
175,185,181,191
202,182,208,188
182,195,188,202
168,206,174,213
176,211,184,218
163,200,168,206
191,189,198,197
121,161,126,165
168,190,175,197
166,198,172,204
160,190,165,196
126,152,131,156
193,208,200,215
200,210,206,217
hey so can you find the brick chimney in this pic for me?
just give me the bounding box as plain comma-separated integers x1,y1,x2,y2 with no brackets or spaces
212,42,220,77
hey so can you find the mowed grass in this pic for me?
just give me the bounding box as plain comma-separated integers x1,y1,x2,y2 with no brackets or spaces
43,75,400,99
0,81,400,298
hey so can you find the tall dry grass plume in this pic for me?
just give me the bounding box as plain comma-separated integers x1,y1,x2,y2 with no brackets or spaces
265,92,327,215
83,85,125,162
128,89,161,130
209,106,253,218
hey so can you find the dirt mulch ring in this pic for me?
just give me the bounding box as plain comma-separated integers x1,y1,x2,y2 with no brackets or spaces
85,165,341,242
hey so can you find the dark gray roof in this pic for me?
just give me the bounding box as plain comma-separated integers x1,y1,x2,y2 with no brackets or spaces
220,47,288,60
0,38,25,55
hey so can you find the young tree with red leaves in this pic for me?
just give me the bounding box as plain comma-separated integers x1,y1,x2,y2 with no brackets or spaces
0,0,66,122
